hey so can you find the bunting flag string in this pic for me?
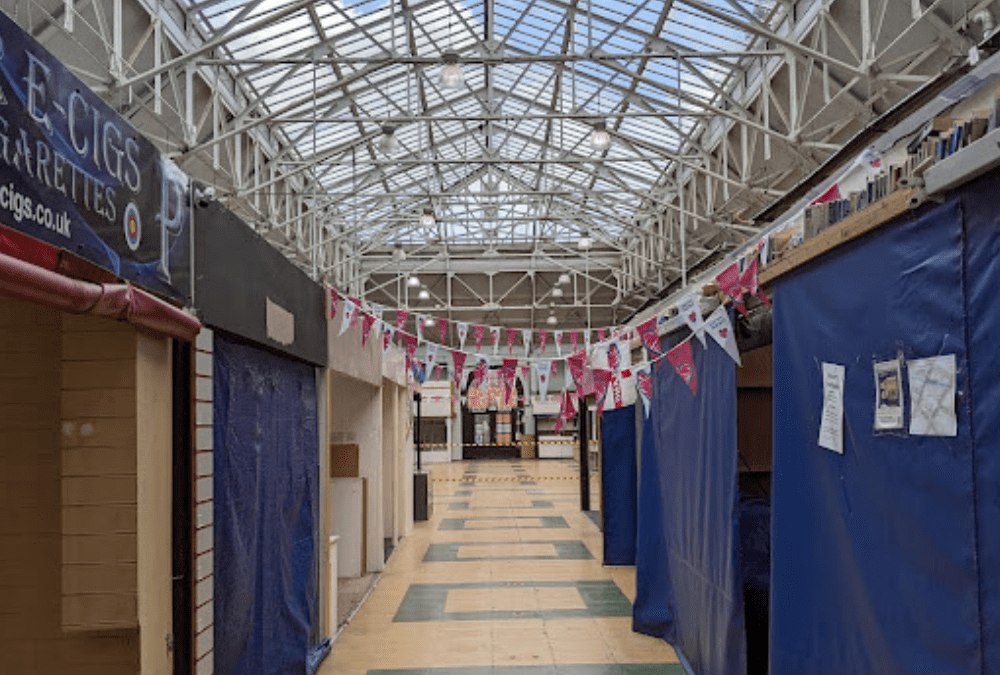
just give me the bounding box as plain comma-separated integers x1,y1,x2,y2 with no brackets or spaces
539,330,549,354
635,364,652,418
716,261,749,318
536,360,552,398
490,327,501,355
330,287,340,319
438,318,449,343
474,325,486,351
451,351,468,389
506,328,518,355
383,326,395,354
340,299,359,336
458,322,469,350
676,293,707,347
637,317,662,358
705,305,741,366
666,340,698,394
361,312,377,346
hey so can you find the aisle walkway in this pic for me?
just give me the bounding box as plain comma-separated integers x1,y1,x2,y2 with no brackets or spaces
320,459,681,674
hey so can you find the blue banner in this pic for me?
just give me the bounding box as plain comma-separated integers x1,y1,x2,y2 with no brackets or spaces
0,10,190,302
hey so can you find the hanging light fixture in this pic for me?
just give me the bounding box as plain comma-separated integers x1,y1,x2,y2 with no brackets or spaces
419,206,436,227
590,120,611,150
418,289,430,300
552,287,564,298
578,233,592,250
378,124,399,155
424,316,436,326
546,314,558,325
439,50,464,89
557,273,571,285
408,275,421,287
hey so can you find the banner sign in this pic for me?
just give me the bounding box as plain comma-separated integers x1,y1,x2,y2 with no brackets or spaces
0,12,190,302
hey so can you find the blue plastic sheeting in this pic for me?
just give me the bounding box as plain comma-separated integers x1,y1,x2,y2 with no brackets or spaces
771,196,981,675
961,173,1000,675
740,498,770,675
633,338,743,675
213,335,325,675
601,405,638,565
633,412,675,641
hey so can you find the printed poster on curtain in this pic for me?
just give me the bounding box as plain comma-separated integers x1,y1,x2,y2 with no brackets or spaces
0,12,190,302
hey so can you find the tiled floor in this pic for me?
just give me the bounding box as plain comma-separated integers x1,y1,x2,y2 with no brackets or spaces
319,459,680,675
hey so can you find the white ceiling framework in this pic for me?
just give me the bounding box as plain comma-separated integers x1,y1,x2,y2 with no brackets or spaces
14,0,996,329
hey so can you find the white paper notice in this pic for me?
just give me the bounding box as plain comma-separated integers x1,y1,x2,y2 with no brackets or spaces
819,362,845,454
908,354,958,436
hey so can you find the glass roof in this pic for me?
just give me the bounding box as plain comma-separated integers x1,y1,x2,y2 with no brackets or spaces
180,0,785,251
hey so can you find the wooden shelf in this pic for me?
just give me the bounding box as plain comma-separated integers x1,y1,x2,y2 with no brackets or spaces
760,188,916,287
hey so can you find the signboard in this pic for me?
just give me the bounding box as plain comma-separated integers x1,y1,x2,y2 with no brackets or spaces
0,10,190,301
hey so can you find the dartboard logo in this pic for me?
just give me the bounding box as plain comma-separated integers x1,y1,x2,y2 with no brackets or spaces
123,203,141,251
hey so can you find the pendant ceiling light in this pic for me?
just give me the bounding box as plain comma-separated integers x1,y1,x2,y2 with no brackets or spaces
590,120,611,150
419,206,436,227
578,233,592,250
439,50,464,89
418,289,430,300
552,287,564,298
408,275,421,287
378,124,399,155
546,314,558,325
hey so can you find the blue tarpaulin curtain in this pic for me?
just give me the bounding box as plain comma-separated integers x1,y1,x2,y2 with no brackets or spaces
601,404,638,565
963,174,1000,675
633,336,744,675
770,195,981,675
213,335,326,675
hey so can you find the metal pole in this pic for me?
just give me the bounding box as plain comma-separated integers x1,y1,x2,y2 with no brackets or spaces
579,397,590,512
414,392,422,472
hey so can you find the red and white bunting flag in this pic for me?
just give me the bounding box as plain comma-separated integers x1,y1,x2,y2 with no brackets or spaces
349,297,362,329
472,355,489,388
535,361,552,398
383,326,395,354
539,330,549,354
501,358,519,394
592,368,613,417
522,329,532,358
396,309,409,332
438,319,449,343
452,351,468,389
474,325,486,351
567,350,594,397
457,322,469,350
490,327,501,355
569,331,579,351
555,390,577,433
416,314,425,342
403,334,419,361
361,313,377,346
434,364,443,381
676,293,707,347
507,328,518,355
635,364,653,417
340,299,359,336
607,341,621,372
666,340,698,394
520,365,530,388
329,287,340,319
716,262,748,318
611,375,623,409
554,330,564,356
705,305,741,366
740,255,771,308
426,342,439,364
637,317,662,358
597,328,606,343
